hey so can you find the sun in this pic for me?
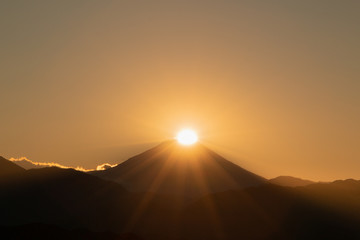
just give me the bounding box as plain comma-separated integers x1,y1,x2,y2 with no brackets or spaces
176,129,198,145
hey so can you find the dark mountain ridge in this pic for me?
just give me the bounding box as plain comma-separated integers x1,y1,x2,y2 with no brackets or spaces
0,223,143,240
0,161,186,239
179,183,360,240
0,156,25,178
269,176,315,187
1,151,360,239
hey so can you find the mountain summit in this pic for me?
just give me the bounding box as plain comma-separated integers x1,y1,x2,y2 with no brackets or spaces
92,140,266,197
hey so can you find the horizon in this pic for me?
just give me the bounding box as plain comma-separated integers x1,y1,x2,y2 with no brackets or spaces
3,139,358,182
1,1,360,182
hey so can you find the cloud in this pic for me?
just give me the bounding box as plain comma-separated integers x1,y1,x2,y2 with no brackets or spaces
9,157,117,172
96,163,118,171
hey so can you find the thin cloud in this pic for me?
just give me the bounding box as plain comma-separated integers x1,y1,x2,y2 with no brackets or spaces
9,157,116,172
96,163,118,171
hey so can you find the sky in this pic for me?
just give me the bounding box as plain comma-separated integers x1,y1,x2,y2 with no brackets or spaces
1,0,359,181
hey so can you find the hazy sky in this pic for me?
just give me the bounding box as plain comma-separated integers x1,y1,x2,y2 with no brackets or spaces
1,0,359,181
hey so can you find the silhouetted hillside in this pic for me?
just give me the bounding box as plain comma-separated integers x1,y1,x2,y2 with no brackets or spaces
269,176,315,187
298,179,360,218
179,184,360,240
9,158,47,170
0,223,143,240
0,156,25,177
1,154,360,239
0,167,129,230
92,140,266,198
0,167,185,239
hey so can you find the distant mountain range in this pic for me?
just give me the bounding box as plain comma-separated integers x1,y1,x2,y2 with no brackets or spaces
269,176,315,187
1,142,360,240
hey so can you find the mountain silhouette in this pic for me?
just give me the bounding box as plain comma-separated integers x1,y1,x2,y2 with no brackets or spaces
92,140,266,197
269,176,315,187
297,179,360,218
0,166,188,239
2,153,360,239
179,183,360,240
8,158,47,170
0,167,130,230
0,156,25,178
3,169,360,240
0,223,143,240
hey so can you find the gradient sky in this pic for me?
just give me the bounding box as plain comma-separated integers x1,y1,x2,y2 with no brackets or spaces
1,0,359,181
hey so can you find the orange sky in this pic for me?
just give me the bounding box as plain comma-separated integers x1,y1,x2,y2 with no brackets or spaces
1,1,359,181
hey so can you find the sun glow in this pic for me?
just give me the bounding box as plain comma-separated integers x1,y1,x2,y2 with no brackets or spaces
176,129,198,145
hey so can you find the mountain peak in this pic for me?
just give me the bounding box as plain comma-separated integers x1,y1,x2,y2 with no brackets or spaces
93,141,266,197
269,176,315,187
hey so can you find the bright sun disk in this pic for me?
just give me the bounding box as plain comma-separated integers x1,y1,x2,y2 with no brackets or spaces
176,129,198,145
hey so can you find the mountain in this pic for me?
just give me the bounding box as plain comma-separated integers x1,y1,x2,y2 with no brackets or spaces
9,158,46,170
0,167,130,230
179,184,360,240
0,156,25,177
1,163,360,239
269,176,315,187
297,179,360,218
0,223,143,240
92,140,266,197
2,149,360,239
0,167,187,239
